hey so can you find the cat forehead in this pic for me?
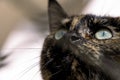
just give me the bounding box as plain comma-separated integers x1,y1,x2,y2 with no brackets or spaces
71,15,108,24
65,15,120,30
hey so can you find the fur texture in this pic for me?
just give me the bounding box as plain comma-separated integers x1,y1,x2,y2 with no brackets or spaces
41,0,120,80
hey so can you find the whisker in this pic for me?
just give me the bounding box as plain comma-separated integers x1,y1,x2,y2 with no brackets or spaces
49,69,62,78
30,70,40,80
41,58,54,69
16,62,39,80
28,56,41,61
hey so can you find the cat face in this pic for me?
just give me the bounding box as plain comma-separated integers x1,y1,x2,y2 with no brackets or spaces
41,0,120,80
48,0,120,65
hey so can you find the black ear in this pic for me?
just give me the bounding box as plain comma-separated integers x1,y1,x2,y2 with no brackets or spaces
48,0,68,33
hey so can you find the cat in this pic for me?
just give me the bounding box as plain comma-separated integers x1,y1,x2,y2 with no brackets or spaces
40,0,120,80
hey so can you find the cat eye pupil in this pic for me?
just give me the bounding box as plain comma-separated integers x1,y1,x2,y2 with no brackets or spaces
95,30,112,40
102,32,105,36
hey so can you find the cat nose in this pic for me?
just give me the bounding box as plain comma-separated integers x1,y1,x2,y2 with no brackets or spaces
70,33,80,42
70,34,86,44
70,33,91,43
71,35,80,41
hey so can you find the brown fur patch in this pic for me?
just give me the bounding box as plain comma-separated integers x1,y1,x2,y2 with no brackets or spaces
70,16,84,30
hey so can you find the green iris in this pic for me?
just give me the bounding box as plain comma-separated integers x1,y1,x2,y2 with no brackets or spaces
95,29,112,40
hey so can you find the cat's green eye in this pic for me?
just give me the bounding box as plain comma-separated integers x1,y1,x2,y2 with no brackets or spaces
95,29,112,40
55,30,67,40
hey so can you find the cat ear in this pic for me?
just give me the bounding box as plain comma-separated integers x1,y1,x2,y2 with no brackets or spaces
48,0,68,33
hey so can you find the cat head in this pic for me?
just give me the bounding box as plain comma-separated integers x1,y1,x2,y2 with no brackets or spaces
48,0,120,66
44,0,120,79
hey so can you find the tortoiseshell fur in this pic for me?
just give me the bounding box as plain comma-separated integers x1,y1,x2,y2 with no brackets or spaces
41,0,120,80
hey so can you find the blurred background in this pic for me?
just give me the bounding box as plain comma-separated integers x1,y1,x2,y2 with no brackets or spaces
0,0,120,80
0,0,89,48
0,0,89,80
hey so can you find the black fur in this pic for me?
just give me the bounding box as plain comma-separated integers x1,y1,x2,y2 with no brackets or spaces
40,0,120,80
